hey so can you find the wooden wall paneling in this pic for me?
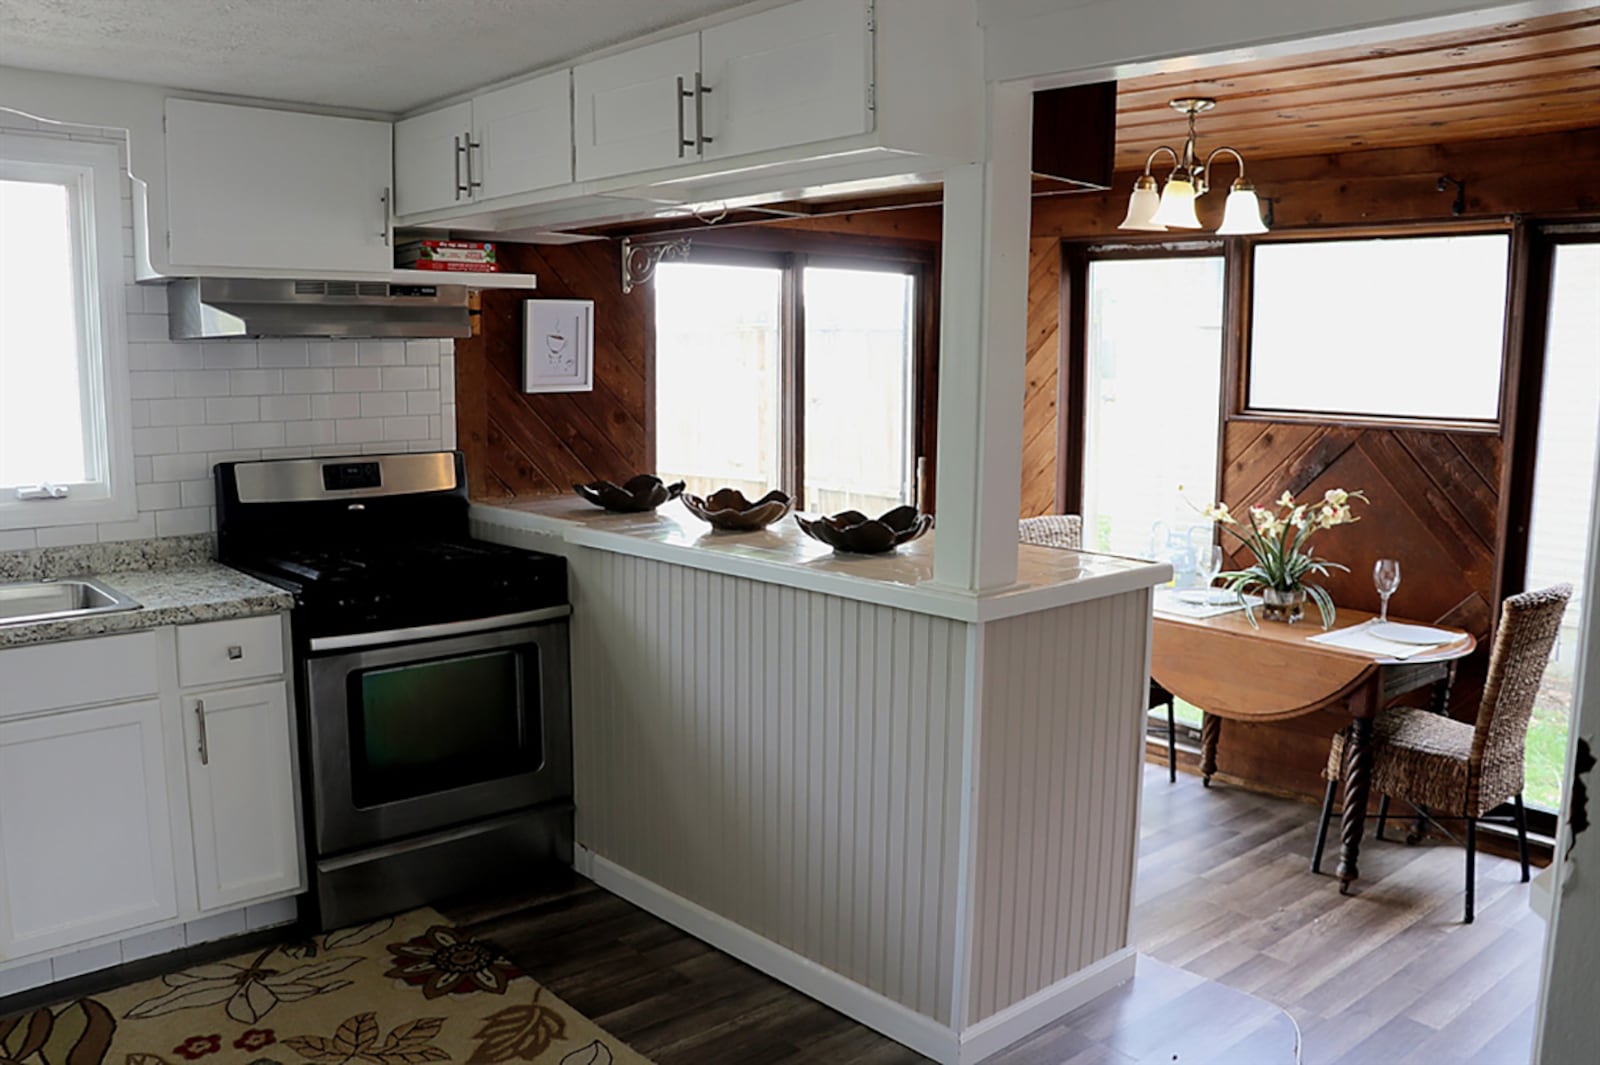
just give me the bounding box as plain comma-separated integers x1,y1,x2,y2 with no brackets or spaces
456,240,653,500
1020,236,1064,517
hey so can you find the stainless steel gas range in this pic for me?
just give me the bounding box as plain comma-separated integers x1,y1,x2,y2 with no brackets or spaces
215,451,572,929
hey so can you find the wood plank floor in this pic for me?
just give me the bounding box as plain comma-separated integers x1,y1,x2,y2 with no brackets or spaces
445,763,1544,1064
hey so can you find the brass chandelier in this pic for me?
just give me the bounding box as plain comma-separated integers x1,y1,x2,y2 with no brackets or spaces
1118,98,1267,235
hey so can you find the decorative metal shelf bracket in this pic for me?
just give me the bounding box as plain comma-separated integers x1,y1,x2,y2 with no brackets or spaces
621,236,693,294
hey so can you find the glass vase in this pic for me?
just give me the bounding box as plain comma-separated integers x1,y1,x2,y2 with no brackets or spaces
1261,586,1307,624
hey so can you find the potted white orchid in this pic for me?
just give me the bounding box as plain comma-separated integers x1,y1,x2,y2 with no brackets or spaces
1199,488,1368,627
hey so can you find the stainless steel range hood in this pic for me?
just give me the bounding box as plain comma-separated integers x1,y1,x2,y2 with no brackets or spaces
167,277,473,340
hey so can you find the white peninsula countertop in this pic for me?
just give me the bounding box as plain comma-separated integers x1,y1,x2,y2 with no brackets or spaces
471,496,1169,622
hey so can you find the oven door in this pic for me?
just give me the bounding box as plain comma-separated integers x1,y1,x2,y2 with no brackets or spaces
303,614,571,856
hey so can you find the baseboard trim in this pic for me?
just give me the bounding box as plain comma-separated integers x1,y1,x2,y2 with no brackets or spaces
583,849,962,1063
956,947,1137,1064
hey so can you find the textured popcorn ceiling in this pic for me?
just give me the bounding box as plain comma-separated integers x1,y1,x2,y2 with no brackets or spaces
0,0,753,112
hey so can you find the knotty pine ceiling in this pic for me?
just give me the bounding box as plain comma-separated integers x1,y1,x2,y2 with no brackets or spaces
1114,7,1600,171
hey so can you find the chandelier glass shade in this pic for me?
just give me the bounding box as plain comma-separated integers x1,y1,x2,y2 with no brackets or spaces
1118,98,1268,236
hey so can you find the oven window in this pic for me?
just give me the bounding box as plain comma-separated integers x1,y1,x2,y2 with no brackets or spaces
349,649,542,807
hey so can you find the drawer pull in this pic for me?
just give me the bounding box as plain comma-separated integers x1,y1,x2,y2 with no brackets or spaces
226,645,244,660
196,699,210,766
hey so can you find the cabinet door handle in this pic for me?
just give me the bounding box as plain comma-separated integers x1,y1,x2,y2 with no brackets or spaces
380,186,391,246
677,76,693,158
466,136,482,192
694,72,713,153
454,135,467,200
196,700,210,766
226,644,244,660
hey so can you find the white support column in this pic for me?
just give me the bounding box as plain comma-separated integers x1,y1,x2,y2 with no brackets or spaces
932,80,1034,593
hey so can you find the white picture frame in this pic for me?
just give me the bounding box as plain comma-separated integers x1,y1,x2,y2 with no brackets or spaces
523,298,595,393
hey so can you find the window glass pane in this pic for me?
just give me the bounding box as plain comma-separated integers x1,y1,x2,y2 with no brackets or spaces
1248,234,1509,421
0,178,89,487
803,267,915,515
1522,243,1600,811
654,262,783,499
1083,257,1224,563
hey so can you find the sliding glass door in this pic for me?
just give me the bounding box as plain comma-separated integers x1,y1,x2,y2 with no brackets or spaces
1081,254,1226,559
1521,241,1600,810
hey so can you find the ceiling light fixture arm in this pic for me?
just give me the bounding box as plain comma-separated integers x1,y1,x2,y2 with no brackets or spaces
1142,144,1180,177
1202,146,1250,197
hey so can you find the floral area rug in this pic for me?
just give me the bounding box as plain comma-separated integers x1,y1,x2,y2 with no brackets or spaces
0,907,649,1065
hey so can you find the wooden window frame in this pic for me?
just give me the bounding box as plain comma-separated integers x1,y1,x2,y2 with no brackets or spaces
1232,222,1518,434
660,232,939,511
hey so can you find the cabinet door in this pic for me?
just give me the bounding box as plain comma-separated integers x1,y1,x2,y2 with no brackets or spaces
474,71,574,200
165,99,393,274
184,683,302,912
701,0,872,160
393,101,474,217
573,33,700,181
0,700,178,959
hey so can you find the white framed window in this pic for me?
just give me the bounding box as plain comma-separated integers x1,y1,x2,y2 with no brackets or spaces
0,132,134,529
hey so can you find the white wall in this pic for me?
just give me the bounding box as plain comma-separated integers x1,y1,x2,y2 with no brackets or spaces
0,111,455,551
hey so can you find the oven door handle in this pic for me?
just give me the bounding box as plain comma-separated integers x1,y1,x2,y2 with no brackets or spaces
308,606,571,652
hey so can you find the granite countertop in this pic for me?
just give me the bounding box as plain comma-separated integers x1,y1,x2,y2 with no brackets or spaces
0,534,294,649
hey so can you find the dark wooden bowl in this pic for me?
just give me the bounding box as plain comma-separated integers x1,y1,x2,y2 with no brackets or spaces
794,505,933,554
573,474,686,513
681,488,794,531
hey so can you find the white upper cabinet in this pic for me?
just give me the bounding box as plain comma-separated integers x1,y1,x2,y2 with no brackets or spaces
474,71,574,201
573,33,701,182
701,0,871,160
163,99,393,274
183,682,302,912
394,101,474,217
394,72,573,219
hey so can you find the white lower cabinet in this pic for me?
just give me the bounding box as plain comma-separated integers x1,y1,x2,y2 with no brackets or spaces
0,699,179,960
0,618,301,972
183,683,301,912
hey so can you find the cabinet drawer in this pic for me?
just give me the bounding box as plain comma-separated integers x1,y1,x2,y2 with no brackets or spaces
0,631,160,720
177,616,285,689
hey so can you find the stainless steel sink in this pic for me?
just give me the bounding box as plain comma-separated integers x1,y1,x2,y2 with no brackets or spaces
0,578,143,627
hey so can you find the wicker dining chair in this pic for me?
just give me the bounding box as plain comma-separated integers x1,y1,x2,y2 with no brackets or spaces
1018,515,1180,783
1312,583,1572,922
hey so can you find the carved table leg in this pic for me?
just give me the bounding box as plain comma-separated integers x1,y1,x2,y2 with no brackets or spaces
1336,689,1379,893
1200,713,1221,787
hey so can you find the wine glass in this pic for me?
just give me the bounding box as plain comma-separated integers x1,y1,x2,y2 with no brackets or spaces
1198,545,1223,602
1374,559,1401,622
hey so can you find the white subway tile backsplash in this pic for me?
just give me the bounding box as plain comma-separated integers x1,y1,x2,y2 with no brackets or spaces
130,400,151,429
206,396,259,424
334,367,381,392
286,420,337,446
125,313,171,343
178,424,234,453
307,341,359,367
405,339,442,365
129,371,175,399
149,397,207,426
174,369,232,397
283,368,333,394
256,340,310,368
357,339,406,366
407,390,441,416
151,452,208,483
310,392,360,420
230,369,283,395
385,415,430,441
336,419,386,444
381,366,428,392
359,391,407,418
157,506,212,537
262,394,311,421
136,481,181,511
97,513,158,541
0,529,39,551
233,421,286,449
35,523,102,548
201,342,258,370
133,427,179,455
180,479,215,508
440,355,456,403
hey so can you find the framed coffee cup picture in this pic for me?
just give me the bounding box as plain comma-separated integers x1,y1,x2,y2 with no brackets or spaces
523,298,594,393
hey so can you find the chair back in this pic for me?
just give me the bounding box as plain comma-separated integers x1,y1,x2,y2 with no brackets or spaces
1470,584,1573,807
1019,514,1083,550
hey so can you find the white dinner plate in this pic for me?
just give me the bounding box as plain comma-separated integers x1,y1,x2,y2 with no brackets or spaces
1370,621,1456,645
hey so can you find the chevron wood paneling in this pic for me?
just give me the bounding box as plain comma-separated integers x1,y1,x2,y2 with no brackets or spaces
456,240,653,502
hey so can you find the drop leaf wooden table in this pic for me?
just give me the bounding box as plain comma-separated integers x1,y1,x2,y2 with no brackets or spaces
1151,604,1476,892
